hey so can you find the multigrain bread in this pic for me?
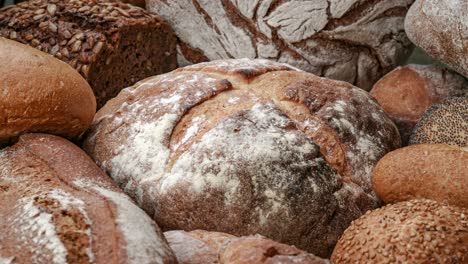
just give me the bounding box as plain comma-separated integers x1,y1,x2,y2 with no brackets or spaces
0,134,177,264
331,199,468,263
165,230,331,264
370,64,467,144
405,0,468,78
83,59,401,256
146,0,414,90
0,0,177,107
372,144,468,208
0,37,95,147
409,96,467,147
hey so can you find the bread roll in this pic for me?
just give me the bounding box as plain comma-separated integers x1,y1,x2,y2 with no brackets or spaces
409,96,467,147
0,37,95,147
84,59,401,256
0,0,177,107
372,144,468,208
0,134,176,264
146,0,414,90
165,230,330,264
405,0,468,78
370,64,467,144
331,199,468,263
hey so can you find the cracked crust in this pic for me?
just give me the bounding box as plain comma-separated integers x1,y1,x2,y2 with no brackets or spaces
83,59,400,257
0,134,177,264
146,0,414,90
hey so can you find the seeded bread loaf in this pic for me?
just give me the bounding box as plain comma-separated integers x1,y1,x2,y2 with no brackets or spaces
146,0,414,90
165,230,331,264
0,0,177,107
0,37,95,147
370,64,467,144
83,59,401,256
0,134,177,264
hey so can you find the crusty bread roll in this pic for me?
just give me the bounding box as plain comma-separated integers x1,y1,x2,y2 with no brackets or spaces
405,0,468,78
84,59,400,256
0,134,177,264
0,37,95,147
409,96,467,147
165,230,330,264
370,64,467,144
331,199,468,263
146,0,414,90
372,144,468,208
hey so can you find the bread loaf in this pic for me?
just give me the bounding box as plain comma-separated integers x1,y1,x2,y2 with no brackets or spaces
405,0,468,78
409,96,467,147
83,59,401,256
370,64,467,144
165,230,330,264
0,37,95,147
146,0,414,90
372,144,468,208
331,199,468,263
0,0,177,107
0,134,177,264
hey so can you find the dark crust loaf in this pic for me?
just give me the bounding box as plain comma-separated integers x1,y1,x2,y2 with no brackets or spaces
409,96,468,147
0,0,177,107
0,134,177,264
83,59,401,257
146,0,414,90
165,230,331,264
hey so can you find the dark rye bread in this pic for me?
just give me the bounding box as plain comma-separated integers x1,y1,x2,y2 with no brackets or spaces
0,134,177,264
147,0,414,90
0,0,177,107
83,59,401,257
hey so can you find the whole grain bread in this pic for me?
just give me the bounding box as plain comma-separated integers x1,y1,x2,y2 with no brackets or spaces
83,59,401,257
0,37,95,147
0,0,177,107
0,134,177,264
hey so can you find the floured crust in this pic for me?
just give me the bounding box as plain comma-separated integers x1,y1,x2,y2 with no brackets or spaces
0,134,177,264
84,59,400,257
146,0,414,90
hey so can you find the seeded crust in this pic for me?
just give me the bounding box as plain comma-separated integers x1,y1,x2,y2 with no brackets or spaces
0,134,177,264
409,96,467,147
84,59,400,257
331,199,468,263
0,0,177,107
165,230,331,264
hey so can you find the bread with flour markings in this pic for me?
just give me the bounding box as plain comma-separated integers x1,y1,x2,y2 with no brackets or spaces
0,134,176,264
83,59,401,257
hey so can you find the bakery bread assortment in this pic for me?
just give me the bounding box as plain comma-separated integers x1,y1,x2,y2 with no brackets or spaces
146,0,414,90
0,134,177,264
370,64,467,144
1,0,467,262
0,37,95,147
405,0,468,78
0,0,177,107
409,96,467,147
373,144,468,208
331,199,468,263
165,230,331,264
83,59,400,256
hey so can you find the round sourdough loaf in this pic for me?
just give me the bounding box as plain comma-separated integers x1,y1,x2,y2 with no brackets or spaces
405,0,468,78
331,199,468,263
165,230,331,264
146,0,414,90
0,37,96,147
0,134,176,264
372,144,468,208
83,59,401,256
370,65,467,144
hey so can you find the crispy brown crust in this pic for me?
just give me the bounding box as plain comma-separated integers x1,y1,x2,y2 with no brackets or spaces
0,37,95,147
